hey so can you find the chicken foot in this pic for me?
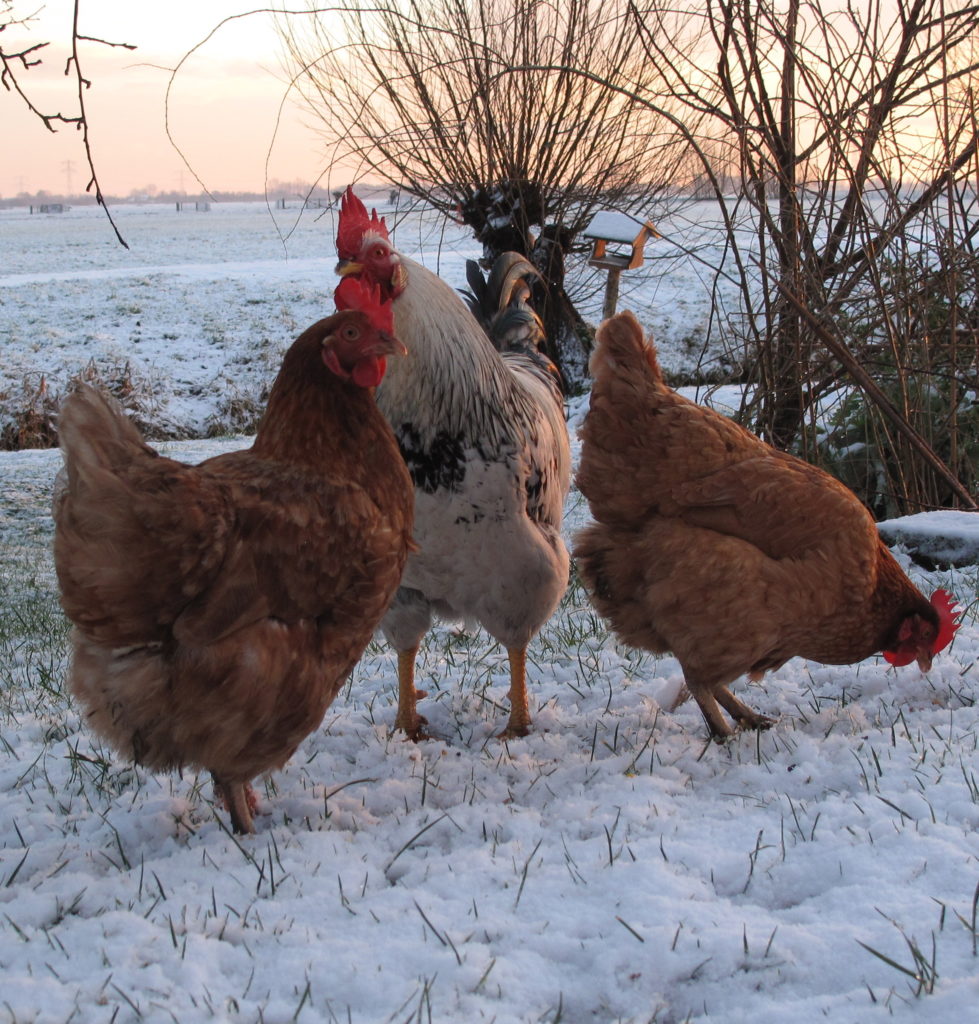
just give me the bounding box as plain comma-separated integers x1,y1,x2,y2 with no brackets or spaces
716,687,775,732
692,684,775,741
499,646,532,739
213,776,259,835
394,646,429,740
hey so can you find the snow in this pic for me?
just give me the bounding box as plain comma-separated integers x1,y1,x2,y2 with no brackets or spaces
583,210,656,245
878,511,979,568
2,202,979,1023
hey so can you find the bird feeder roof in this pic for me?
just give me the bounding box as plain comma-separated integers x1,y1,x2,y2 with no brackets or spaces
584,210,659,271
582,211,658,245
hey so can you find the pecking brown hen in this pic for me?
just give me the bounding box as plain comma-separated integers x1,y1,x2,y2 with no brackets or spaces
54,285,414,833
574,311,959,739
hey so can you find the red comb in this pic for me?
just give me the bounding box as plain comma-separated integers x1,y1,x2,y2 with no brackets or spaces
336,186,390,260
335,275,394,335
883,588,962,666
931,588,961,654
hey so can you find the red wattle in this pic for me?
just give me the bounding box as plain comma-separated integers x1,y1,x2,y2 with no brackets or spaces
352,356,386,388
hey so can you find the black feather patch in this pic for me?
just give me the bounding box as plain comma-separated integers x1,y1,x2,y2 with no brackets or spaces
397,424,466,494
526,468,544,512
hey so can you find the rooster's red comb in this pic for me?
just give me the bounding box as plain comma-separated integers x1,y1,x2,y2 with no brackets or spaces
336,186,390,260
931,588,962,654
334,275,394,335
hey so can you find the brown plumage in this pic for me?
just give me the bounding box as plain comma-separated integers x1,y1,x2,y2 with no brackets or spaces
54,310,414,833
574,312,956,739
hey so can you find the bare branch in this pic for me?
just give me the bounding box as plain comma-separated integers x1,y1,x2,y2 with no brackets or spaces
1,0,134,246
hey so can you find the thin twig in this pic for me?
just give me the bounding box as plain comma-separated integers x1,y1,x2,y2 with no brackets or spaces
68,0,133,248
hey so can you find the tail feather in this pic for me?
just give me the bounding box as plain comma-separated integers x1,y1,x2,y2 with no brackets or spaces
485,252,540,317
462,260,491,319
57,384,156,485
54,384,229,646
462,252,565,396
577,311,676,526
462,252,547,356
590,311,663,386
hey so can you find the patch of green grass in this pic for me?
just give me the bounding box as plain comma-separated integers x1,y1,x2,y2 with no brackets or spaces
0,552,72,722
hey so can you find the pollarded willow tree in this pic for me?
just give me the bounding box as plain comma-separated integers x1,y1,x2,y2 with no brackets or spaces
278,0,688,381
623,0,979,513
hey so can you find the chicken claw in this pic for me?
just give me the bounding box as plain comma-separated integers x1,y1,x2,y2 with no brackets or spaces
696,686,775,741
396,711,430,742
214,777,259,835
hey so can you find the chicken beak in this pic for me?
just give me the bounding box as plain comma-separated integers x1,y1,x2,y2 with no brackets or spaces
916,650,934,673
391,262,408,293
336,259,363,277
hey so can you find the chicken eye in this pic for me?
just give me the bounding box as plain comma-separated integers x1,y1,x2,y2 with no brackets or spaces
341,325,360,341
372,245,387,259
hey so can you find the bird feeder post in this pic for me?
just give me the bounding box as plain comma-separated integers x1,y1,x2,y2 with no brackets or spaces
602,267,622,320
583,212,659,320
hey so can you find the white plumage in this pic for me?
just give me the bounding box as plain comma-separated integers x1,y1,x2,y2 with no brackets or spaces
335,195,570,737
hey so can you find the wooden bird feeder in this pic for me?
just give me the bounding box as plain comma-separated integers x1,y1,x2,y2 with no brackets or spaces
583,211,659,319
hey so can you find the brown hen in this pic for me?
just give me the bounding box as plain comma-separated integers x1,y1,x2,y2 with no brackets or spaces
574,312,958,739
54,302,413,833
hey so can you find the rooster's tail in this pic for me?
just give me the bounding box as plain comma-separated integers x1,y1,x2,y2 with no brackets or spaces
463,253,547,356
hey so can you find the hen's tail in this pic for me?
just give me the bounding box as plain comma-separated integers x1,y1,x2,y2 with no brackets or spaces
576,311,673,523
54,385,175,644
57,384,155,488
590,311,664,388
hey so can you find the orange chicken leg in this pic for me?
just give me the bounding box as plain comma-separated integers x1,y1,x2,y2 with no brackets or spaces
501,645,532,738
394,646,429,740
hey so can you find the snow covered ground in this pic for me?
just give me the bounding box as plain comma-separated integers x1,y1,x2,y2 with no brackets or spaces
0,199,740,442
1,201,978,1023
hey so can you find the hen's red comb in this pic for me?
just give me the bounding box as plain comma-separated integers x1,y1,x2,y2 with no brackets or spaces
336,186,390,260
931,588,961,654
335,274,394,335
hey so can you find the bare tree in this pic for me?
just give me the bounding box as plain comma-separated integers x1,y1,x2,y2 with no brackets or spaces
279,0,688,381
621,0,979,513
1,0,133,244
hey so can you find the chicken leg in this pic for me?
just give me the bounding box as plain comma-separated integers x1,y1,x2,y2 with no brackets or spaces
716,686,775,733
394,646,429,740
689,680,775,740
213,776,259,835
501,645,532,738
394,643,532,739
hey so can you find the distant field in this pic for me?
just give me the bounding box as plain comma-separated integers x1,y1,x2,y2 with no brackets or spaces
0,199,742,444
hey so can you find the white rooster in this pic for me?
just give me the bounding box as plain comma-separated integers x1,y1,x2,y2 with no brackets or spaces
334,188,571,739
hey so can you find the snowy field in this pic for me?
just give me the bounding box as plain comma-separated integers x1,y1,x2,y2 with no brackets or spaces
0,199,738,443
1,201,979,1023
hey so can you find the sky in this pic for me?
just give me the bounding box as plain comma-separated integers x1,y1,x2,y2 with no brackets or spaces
1,1,350,197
